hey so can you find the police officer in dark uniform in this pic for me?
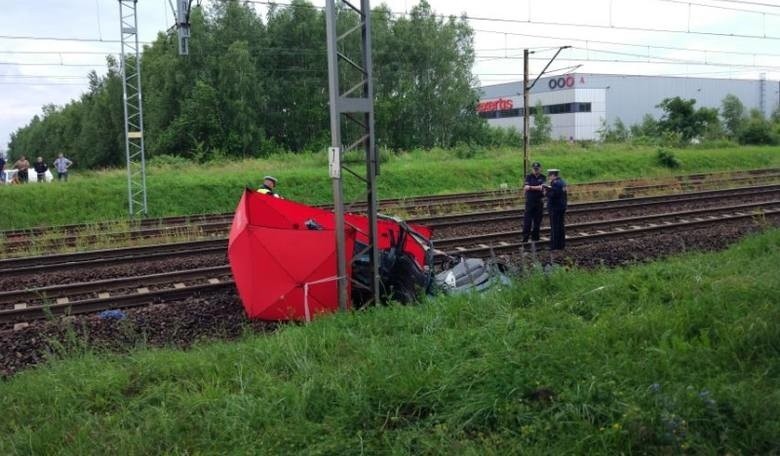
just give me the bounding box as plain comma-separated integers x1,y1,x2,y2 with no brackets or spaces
522,162,546,243
545,169,568,250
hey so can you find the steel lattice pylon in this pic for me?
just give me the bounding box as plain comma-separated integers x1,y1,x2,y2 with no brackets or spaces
325,0,380,310
119,0,148,216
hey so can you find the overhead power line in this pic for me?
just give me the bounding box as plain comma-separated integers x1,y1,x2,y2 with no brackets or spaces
476,54,780,71
0,61,106,67
245,0,780,41
0,34,151,44
657,0,780,16
706,0,780,8
472,29,780,59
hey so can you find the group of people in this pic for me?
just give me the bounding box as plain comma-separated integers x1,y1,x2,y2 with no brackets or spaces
0,153,73,184
522,161,568,251
256,170,566,252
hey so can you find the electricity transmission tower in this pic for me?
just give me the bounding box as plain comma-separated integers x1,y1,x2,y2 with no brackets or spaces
118,0,148,217
325,0,381,311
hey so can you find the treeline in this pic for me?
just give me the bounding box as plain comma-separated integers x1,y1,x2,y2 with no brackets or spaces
8,0,493,168
598,95,780,146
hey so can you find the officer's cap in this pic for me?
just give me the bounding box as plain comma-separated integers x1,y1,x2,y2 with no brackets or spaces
547,168,560,174
263,175,278,184
531,161,542,169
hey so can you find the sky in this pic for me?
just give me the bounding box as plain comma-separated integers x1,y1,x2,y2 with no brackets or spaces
2,0,780,151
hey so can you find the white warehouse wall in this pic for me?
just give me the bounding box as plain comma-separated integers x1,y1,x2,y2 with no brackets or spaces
478,73,780,140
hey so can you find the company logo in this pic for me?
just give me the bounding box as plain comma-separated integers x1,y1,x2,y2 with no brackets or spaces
548,75,576,90
477,97,513,113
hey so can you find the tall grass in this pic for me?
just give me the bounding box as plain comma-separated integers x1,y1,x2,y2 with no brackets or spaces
1,229,779,454
0,144,778,230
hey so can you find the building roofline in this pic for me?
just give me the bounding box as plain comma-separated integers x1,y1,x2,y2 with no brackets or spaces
478,72,779,90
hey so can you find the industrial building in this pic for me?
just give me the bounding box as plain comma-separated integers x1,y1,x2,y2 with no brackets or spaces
478,73,780,140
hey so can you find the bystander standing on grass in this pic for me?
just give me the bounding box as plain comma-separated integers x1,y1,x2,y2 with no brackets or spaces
12,155,29,183
53,153,73,182
33,157,48,183
0,154,5,184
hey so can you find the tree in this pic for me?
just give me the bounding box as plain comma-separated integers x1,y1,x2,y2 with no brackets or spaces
7,0,483,167
630,114,659,139
598,117,629,142
373,1,481,149
656,97,715,142
738,109,777,145
721,94,746,138
530,101,551,145
771,105,780,123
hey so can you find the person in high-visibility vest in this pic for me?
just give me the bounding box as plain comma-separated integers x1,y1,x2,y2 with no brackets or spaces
258,175,280,198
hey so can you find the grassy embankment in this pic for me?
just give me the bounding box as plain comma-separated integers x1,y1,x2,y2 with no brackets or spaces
1,229,779,454
1,143,779,230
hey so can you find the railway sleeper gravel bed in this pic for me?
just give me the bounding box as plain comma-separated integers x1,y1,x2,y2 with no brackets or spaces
1,196,778,291
2,212,777,377
435,201,780,251
0,253,226,291
2,184,778,279
2,171,779,250
4,207,778,327
433,189,780,238
6,184,777,256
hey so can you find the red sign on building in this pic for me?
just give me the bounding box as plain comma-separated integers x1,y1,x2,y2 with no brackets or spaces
477,97,513,113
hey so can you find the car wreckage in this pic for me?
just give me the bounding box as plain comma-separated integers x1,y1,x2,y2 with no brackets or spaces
228,189,509,321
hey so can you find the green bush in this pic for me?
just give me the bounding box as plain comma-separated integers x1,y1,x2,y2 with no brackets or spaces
738,115,778,145
656,148,681,168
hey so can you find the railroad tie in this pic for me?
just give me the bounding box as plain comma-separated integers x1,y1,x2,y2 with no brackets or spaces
578,232,589,236
455,247,466,251
14,303,27,310
56,297,69,305
174,283,186,289
630,225,642,229
694,217,705,221
14,322,29,331
478,244,490,249
208,278,220,284
614,227,625,231
498,241,510,246
137,287,150,294
98,292,110,299
595,230,607,234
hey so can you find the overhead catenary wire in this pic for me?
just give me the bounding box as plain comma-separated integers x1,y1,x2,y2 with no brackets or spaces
243,0,780,41
656,0,780,16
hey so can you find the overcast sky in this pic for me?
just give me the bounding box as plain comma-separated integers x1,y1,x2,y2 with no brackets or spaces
2,0,780,151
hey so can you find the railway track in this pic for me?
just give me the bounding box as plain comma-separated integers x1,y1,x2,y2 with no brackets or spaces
2,183,778,275
3,181,780,257
1,198,777,326
2,168,778,254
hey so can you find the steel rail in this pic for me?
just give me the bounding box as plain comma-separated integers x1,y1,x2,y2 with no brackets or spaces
448,208,780,257
421,185,780,228
434,200,780,250
2,184,779,275
1,206,777,325
0,265,232,307
2,168,778,239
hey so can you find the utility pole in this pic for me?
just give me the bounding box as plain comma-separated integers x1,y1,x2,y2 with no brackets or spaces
522,46,571,178
173,0,193,55
325,0,380,311
118,0,148,217
523,49,530,178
